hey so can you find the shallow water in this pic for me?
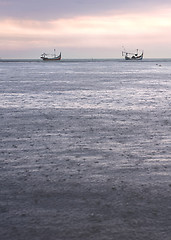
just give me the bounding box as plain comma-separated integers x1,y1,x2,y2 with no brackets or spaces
0,59,170,174
0,60,171,240
0,60,170,110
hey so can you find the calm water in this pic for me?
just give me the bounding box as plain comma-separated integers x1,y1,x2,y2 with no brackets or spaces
0,59,170,176
0,59,171,240
0,59,171,110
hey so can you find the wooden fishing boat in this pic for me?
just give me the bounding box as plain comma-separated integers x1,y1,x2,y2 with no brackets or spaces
122,49,143,60
41,49,61,61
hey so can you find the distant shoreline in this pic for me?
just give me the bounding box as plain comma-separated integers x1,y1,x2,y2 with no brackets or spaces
1,58,171,63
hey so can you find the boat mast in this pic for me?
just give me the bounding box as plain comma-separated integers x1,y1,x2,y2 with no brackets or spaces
54,49,56,57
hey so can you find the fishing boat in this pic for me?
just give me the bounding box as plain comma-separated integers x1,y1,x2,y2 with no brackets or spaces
122,48,143,60
40,49,61,61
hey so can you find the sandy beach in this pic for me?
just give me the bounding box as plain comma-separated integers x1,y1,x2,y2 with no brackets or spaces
0,61,171,240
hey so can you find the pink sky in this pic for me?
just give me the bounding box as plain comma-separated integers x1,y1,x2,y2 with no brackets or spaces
0,1,171,58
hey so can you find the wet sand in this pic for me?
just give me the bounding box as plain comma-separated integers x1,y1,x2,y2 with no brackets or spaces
0,106,170,240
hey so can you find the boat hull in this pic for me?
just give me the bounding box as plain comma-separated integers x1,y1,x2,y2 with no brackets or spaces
41,57,61,61
125,53,143,60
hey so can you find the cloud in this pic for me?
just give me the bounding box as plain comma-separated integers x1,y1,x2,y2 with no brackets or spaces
0,0,171,20
1,9,171,48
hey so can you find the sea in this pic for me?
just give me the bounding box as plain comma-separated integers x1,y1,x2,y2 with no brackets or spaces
0,58,170,182
1,58,171,240
0,58,171,110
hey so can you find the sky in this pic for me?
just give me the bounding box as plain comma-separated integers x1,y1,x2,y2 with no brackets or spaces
0,0,171,59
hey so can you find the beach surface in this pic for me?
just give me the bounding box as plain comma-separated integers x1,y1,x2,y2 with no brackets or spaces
0,60,171,239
